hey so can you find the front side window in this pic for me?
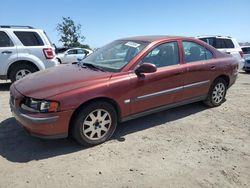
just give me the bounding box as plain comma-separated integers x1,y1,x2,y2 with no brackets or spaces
183,41,213,63
141,42,180,68
82,40,148,72
14,31,44,46
0,31,14,47
67,50,77,54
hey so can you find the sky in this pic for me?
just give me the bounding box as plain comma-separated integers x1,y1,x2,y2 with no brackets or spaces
0,0,249,48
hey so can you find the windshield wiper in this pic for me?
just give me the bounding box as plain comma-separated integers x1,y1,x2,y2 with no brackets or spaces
82,63,106,72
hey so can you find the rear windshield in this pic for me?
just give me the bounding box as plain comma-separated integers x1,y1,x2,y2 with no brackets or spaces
199,37,234,49
14,31,44,46
242,47,250,54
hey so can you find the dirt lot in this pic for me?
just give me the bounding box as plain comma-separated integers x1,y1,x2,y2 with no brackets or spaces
0,72,249,188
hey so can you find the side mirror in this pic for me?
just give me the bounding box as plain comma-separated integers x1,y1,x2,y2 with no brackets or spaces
135,63,157,76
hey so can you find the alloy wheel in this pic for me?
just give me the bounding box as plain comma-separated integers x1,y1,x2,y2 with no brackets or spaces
82,109,112,141
212,83,225,104
15,69,31,80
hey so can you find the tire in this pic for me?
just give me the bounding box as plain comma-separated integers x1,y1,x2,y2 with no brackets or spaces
9,64,37,83
57,58,62,64
203,78,227,107
71,101,117,146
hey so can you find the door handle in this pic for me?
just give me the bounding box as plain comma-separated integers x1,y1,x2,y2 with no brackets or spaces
2,51,12,54
210,65,216,69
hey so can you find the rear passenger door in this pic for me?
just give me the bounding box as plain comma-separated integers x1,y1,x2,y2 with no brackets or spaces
181,41,216,100
0,31,17,76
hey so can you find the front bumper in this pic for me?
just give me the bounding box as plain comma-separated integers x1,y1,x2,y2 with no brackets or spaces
10,102,73,139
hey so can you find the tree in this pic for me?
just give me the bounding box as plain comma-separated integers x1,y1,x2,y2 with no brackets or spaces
56,17,89,48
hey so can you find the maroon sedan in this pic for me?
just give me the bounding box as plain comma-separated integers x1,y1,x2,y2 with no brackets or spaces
10,36,238,146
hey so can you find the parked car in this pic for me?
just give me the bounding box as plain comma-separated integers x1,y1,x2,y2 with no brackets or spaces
197,35,244,69
0,25,58,82
10,36,238,146
56,48,93,64
241,46,250,73
55,47,70,54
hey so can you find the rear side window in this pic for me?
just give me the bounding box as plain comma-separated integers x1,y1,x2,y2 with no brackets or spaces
14,31,44,46
215,38,234,49
223,39,234,48
0,31,14,47
77,49,84,54
199,38,234,49
183,41,213,63
242,47,250,54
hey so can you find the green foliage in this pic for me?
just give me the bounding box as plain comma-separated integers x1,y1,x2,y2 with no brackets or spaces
56,17,90,49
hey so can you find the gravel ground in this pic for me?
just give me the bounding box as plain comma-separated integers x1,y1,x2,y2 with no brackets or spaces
0,72,249,188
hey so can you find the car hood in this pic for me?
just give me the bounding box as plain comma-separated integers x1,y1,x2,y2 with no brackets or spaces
14,64,112,99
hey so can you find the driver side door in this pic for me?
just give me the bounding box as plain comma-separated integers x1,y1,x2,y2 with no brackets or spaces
128,41,185,115
65,49,77,63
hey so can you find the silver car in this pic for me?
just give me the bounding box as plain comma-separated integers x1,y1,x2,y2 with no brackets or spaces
242,46,250,73
56,48,93,64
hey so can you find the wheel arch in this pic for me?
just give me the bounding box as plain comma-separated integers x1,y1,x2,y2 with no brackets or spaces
68,97,122,135
7,60,39,79
213,74,230,87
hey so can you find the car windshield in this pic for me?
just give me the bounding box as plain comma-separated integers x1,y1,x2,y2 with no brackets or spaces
81,40,149,72
242,47,250,54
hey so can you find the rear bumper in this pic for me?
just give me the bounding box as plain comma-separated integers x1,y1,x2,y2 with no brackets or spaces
43,58,60,69
11,103,73,139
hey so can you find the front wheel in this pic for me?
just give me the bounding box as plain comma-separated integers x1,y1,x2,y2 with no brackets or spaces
71,101,117,146
204,78,227,107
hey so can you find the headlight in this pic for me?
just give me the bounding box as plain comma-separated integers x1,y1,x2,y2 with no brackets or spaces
21,98,59,113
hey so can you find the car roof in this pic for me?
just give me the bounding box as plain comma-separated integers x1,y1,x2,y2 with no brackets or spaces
68,48,83,50
118,35,192,42
241,46,250,48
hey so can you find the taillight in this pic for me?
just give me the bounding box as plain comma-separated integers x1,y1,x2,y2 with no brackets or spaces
239,51,244,59
43,48,55,59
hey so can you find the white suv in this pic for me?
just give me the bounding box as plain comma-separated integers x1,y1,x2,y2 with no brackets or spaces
197,35,245,69
0,25,59,82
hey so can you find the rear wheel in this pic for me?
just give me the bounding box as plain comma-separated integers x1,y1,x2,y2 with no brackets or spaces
71,101,117,146
204,78,227,107
9,64,37,82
